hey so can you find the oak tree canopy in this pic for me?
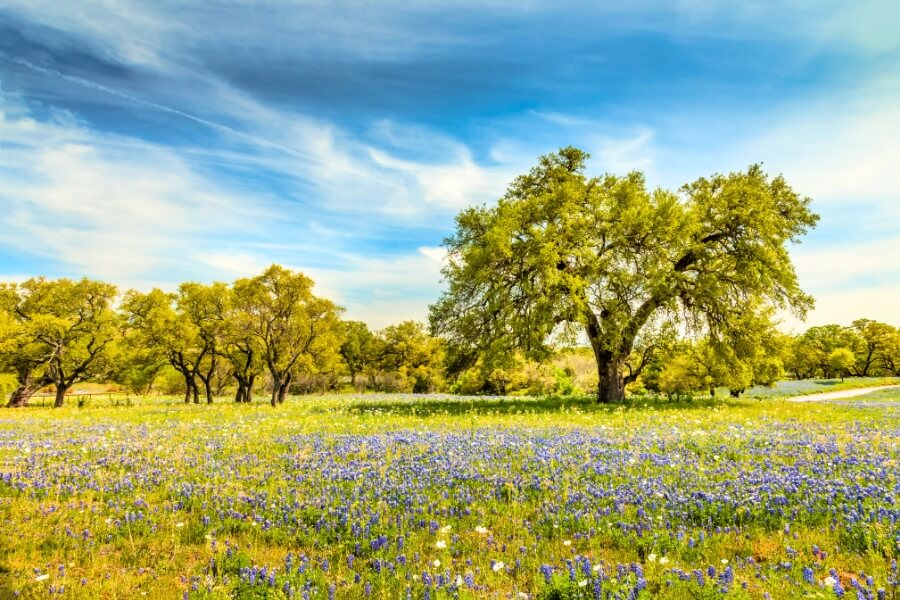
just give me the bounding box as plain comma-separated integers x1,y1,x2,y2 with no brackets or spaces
430,147,819,402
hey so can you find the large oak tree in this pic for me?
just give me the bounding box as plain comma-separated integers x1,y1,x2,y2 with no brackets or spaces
430,148,818,403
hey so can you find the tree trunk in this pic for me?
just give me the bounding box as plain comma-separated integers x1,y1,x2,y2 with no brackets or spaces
271,381,281,407
204,377,213,404
7,386,31,408
54,384,68,408
586,317,627,404
861,347,874,377
234,376,245,403
191,379,200,404
596,355,625,403
246,375,255,402
8,384,36,408
278,373,291,404
183,372,192,404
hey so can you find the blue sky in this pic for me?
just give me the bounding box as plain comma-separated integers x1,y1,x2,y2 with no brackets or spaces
0,1,898,329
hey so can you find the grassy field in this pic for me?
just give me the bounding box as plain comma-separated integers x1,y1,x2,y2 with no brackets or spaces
0,390,897,599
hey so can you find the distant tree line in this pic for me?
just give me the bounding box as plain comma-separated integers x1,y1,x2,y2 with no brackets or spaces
644,318,900,399
0,266,441,408
1,266,895,407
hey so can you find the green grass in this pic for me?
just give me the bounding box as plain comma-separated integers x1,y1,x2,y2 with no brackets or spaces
0,393,897,599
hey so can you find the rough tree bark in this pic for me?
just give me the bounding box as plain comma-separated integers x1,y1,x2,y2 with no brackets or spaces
7,386,34,408
278,373,291,404
234,376,246,403
196,355,217,405
270,373,293,406
202,378,213,404
270,381,281,407
596,354,626,404
586,315,628,404
6,369,51,408
182,372,193,404
245,375,255,403
54,384,68,408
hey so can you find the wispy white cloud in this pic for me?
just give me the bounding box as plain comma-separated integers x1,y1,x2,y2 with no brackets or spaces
192,246,447,328
9,0,898,67
0,96,271,286
739,86,900,208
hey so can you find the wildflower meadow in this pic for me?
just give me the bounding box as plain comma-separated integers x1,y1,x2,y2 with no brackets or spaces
1,391,897,599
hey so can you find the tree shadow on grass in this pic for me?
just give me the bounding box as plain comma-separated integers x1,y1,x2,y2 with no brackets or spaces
343,394,744,418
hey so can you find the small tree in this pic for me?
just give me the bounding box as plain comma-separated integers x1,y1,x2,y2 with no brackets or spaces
850,319,897,377
177,282,229,404
880,329,900,376
340,321,376,389
121,289,206,404
375,321,445,393
828,347,855,382
233,265,343,407
1,287,52,407
222,310,263,403
658,349,707,400
2,278,118,408
790,325,861,379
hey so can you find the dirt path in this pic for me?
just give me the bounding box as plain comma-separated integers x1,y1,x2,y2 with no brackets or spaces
786,385,900,402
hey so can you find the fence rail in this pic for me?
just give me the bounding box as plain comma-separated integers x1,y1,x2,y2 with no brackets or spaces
27,391,159,407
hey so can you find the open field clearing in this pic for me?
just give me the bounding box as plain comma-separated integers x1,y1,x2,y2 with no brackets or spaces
1,393,897,599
